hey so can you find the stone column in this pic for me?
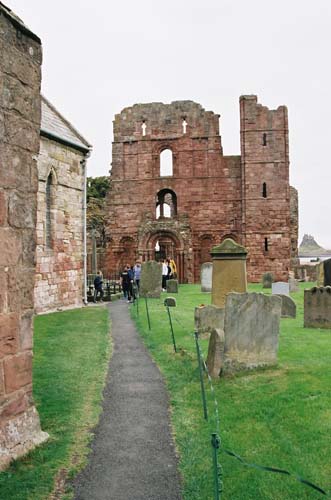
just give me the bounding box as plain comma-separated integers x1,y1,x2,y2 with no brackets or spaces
0,5,48,469
211,238,248,307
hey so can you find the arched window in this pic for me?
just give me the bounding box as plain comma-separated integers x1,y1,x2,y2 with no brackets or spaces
262,133,267,146
156,189,177,219
45,172,53,248
160,149,173,177
262,182,267,198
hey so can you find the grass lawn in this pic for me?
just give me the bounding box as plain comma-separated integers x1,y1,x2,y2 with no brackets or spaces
133,283,331,500
0,306,110,500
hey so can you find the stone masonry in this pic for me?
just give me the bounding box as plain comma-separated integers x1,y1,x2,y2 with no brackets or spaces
0,4,48,468
104,96,297,283
34,96,91,313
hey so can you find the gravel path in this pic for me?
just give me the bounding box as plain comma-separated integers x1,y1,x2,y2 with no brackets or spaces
73,300,182,500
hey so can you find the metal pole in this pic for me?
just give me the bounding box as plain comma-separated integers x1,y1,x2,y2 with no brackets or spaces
211,433,221,500
145,297,151,330
136,296,139,317
166,306,177,353
194,331,208,421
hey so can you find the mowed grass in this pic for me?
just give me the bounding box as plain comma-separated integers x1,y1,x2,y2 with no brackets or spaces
133,284,331,499
0,306,110,500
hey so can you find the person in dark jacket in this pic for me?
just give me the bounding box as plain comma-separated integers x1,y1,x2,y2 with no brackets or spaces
121,265,132,302
93,271,104,303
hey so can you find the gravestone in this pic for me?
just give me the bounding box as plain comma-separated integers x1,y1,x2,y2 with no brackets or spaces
304,286,331,328
206,328,224,378
223,292,282,372
318,258,331,286
272,282,290,296
211,239,247,308
277,294,296,318
262,272,273,289
194,305,225,334
201,262,212,292
166,279,178,293
140,261,162,298
289,277,299,293
164,297,177,307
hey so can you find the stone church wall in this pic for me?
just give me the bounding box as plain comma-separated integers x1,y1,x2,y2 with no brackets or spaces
34,137,85,313
0,5,48,469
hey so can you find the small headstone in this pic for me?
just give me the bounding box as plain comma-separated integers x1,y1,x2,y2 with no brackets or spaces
140,261,162,298
194,304,225,334
201,262,212,292
164,297,177,307
166,279,178,293
272,282,290,296
206,328,225,378
223,292,282,372
277,294,296,318
289,277,299,293
262,272,273,289
323,258,331,286
304,286,331,328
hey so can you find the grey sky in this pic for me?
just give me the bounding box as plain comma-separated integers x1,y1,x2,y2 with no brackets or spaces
9,0,331,248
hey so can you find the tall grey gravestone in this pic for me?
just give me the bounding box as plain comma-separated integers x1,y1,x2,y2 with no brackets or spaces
272,282,290,296
140,261,162,298
201,262,212,292
223,292,282,372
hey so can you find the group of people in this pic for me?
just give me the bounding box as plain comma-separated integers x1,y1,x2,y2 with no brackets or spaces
162,258,177,291
93,257,177,303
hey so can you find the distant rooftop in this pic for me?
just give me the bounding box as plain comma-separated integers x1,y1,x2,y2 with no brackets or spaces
41,96,91,153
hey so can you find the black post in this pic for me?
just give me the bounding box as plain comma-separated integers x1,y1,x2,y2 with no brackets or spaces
145,297,151,330
195,331,208,421
166,306,177,353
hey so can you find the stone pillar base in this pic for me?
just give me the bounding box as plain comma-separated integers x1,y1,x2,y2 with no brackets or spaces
0,406,49,470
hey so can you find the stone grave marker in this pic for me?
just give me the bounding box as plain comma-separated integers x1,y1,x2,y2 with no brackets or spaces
276,294,296,318
206,328,225,378
304,286,331,328
223,292,282,372
140,261,162,298
289,277,299,293
166,279,178,293
194,305,225,334
211,238,248,308
272,281,290,296
262,272,273,289
201,262,212,292
164,297,177,307
317,258,331,286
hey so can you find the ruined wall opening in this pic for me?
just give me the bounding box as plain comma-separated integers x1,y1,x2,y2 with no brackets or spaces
262,182,267,198
262,133,267,146
156,189,177,219
160,149,173,176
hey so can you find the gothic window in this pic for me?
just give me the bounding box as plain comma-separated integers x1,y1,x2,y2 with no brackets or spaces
45,172,53,248
182,118,187,134
160,149,173,176
262,133,267,146
156,189,177,219
264,237,269,252
141,121,147,136
262,182,267,198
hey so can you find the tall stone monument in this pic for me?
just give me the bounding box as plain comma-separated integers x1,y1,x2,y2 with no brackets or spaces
0,5,48,469
211,239,248,307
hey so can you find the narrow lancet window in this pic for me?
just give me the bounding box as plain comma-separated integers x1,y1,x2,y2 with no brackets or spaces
160,149,173,176
262,182,267,198
264,237,268,252
262,133,267,146
142,121,147,136
46,172,52,248
182,118,187,134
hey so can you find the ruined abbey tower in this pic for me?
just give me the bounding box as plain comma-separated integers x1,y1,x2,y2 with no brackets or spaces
104,96,298,283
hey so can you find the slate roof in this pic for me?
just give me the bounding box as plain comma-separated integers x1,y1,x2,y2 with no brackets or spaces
0,2,41,43
41,96,92,153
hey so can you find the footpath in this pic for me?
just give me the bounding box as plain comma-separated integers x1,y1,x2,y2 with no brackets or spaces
73,299,182,500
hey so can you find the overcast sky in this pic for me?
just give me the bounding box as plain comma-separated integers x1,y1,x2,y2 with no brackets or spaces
8,0,331,248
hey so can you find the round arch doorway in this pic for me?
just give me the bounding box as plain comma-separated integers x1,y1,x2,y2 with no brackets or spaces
145,231,185,283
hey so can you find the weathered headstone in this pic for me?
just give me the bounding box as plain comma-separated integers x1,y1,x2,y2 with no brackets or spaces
272,282,290,296
211,239,247,308
166,279,178,293
201,262,212,292
262,272,273,289
277,294,296,318
206,328,225,378
304,286,331,328
194,305,225,334
289,277,299,293
317,258,331,286
223,292,282,372
140,261,162,298
164,297,177,307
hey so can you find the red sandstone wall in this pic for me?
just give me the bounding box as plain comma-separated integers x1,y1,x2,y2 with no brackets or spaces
0,6,47,468
240,95,291,281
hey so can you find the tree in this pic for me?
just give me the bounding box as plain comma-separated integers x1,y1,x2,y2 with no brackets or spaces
87,176,110,202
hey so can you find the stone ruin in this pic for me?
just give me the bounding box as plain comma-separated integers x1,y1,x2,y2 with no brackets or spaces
0,4,48,468
304,286,331,328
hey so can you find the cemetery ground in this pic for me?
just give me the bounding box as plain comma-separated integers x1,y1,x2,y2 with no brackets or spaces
0,306,110,500
133,283,331,500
